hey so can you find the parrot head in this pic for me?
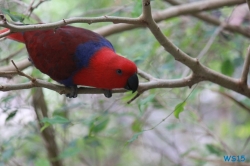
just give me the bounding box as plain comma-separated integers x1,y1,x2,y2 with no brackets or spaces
0,26,138,98
73,47,139,92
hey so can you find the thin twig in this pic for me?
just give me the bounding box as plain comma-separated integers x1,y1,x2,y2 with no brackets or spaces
127,92,143,104
11,60,35,82
138,68,154,81
213,90,250,114
200,124,235,155
241,46,250,84
181,24,225,77
26,0,36,16
27,0,47,17
0,16,142,37
0,59,31,72
141,0,250,99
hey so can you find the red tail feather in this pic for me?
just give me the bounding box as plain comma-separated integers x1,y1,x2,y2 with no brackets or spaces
0,28,25,43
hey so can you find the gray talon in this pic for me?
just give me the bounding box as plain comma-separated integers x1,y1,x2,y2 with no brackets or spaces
66,85,78,98
104,90,112,98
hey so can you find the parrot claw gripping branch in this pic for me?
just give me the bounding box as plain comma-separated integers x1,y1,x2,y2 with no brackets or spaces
0,25,139,98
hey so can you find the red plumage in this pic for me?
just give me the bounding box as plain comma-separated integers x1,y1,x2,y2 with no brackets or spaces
0,26,138,97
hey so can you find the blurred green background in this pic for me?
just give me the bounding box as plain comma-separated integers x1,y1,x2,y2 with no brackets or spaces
0,0,250,166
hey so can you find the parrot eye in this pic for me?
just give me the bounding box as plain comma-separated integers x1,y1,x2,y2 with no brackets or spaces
116,69,122,75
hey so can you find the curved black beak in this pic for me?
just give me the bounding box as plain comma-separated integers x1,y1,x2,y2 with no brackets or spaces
124,73,139,93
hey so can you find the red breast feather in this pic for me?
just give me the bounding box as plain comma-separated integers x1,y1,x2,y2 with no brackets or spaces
73,47,137,89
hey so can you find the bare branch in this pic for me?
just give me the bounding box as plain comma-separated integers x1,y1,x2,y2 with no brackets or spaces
26,0,47,17
127,92,142,104
241,46,250,84
0,71,17,78
182,24,225,77
213,90,250,114
200,124,235,155
246,0,250,11
0,0,250,102
26,0,36,16
0,16,142,36
0,0,245,38
0,77,128,96
138,68,154,81
11,60,35,81
33,88,63,166
141,0,250,99
0,59,31,72
96,0,248,38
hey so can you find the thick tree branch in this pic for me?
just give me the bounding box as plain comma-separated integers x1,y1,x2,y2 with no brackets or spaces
0,0,246,38
0,16,142,38
33,88,63,166
182,24,225,77
141,0,250,99
95,0,248,37
164,0,250,38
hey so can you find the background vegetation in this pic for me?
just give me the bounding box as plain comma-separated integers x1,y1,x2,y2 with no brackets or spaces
0,0,250,165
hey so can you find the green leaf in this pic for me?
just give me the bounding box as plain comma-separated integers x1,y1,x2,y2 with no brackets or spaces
139,94,155,106
40,122,50,132
5,110,17,122
89,116,109,134
34,158,50,166
220,59,234,76
206,144,224,156
122,91,138,102
41,115,70,125
1,8,25,22
138,94,155,114
174,101,186,119
1,95,15,103
40,116,70,132
131,119,142,132
127,132,143,144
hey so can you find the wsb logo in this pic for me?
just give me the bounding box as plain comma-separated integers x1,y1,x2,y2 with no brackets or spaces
224,155,246,162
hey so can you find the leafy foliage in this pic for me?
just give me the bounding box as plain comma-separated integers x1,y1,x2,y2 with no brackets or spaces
220,59,235,76
173,101,186,119
1,8,25,22
0,0,250,166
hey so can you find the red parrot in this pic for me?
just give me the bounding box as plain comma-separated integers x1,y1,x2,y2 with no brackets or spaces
0,25,138,98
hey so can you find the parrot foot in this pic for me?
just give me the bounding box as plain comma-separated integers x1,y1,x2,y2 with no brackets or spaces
103,90,112,98
66,85,78,98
